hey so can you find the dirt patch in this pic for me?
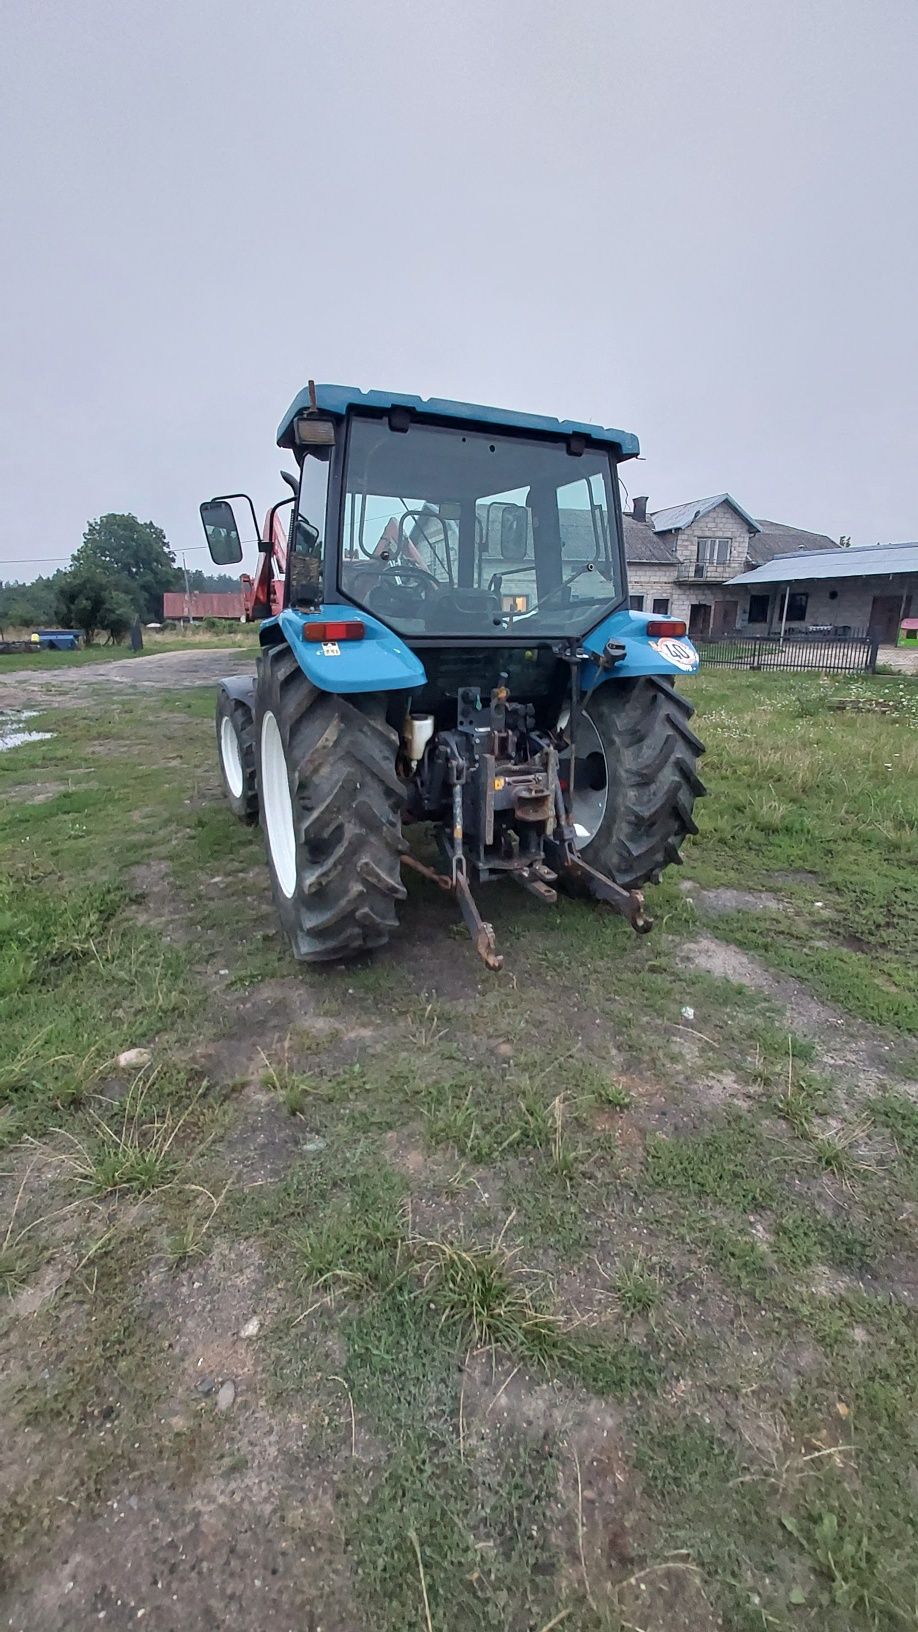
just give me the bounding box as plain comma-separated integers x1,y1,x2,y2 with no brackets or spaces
460,1355,722,1629
1,1476,353,1632
127,857,195,946
681,880,789,916
4,778,91,805
1,1236,361,1632
0,648,254,707
681,933,916,1102
145,1237,269,1398
218,1085,328,1186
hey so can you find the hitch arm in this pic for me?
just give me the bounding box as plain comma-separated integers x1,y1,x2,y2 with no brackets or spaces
545,789,652,934
401,853,503,971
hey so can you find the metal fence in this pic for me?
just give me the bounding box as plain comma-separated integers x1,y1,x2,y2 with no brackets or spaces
695,632,878,674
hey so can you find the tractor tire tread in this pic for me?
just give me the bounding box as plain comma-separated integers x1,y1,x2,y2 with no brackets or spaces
255,646,405,963
574,676,706,891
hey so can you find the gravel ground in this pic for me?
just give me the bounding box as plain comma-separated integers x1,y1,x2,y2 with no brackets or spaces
0,648,255,705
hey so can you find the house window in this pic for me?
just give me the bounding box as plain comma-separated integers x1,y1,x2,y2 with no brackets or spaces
786,591,808,622
696,537,732,565
652,597,670,615
629,594,645,611
748,593,769,625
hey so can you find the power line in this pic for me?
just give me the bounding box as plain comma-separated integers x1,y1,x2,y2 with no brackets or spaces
1,546,212,567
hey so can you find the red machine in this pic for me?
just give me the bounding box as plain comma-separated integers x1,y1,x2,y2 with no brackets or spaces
240,504,288,620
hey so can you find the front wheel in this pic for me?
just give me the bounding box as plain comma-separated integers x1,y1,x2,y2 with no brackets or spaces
216,689,258,824
254,645,407,963
563,677,706,890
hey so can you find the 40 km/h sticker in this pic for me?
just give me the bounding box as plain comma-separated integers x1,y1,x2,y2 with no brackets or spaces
649,637,698,671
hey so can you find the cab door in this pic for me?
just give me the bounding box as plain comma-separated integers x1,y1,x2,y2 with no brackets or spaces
287,451,331,609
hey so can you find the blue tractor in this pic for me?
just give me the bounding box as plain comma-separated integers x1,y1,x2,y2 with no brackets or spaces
200,384,705,970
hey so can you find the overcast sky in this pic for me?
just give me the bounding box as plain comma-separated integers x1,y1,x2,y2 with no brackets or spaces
2,0,916,583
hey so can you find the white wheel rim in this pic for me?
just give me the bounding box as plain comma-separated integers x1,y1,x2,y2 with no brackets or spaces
568,711,608,844
220,714,245,799
260,711,297,898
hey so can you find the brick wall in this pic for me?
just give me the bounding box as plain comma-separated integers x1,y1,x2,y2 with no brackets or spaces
628,509,918,639
626,563,678,612
667,501,756,577
646,500,757,627
627,564,734,624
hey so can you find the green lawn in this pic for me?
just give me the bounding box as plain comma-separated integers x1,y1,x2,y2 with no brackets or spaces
1,671,916,1630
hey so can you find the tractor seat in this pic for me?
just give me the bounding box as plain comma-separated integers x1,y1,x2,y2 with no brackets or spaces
434,588,503,630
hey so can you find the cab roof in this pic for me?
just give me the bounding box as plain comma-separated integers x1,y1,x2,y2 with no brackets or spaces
276,383,640,459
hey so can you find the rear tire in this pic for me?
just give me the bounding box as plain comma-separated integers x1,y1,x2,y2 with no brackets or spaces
216,690,258,824
254,644,407,963
566,677,706,890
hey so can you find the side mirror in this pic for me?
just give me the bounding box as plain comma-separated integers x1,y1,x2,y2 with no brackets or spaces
500,506,528,561
200,499,244,565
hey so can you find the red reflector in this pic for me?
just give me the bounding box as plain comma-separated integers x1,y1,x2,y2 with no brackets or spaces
304,620,365,642
647,619,687,638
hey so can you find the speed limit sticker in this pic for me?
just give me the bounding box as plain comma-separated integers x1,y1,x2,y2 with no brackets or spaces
649,637,698,671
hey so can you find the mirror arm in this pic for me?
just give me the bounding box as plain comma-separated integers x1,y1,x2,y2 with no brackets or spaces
208,493,261,545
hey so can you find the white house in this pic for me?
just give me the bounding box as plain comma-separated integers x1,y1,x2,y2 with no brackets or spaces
624,494,838,637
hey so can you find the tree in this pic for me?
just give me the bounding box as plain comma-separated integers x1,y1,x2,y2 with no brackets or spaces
73,514,181,622
55,566,135,645
187,569,244,593
0,574,62,635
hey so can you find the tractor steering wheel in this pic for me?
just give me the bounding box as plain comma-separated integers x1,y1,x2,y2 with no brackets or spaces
364,565,442,621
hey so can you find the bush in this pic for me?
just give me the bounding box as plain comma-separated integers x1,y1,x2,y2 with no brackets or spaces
55,567,135,645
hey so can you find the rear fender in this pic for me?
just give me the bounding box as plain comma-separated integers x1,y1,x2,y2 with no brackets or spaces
259,605,427,694
581,607,700,684
218,675,256,711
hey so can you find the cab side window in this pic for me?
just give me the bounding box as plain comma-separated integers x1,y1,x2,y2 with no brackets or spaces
289,451,330,606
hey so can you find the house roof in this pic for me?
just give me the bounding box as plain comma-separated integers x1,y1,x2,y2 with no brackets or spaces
651,493,761,536
277,384,641,459
729,541,918,586
749,519,837,567
554,511,678,565
624,517,678,564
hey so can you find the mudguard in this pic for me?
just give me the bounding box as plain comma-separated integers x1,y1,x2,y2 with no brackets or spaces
580,607,700,684
260,605,427,694
217,675,256,709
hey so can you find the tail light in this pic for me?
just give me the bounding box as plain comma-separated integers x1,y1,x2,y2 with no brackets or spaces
304,620,365,642
647,619,687,637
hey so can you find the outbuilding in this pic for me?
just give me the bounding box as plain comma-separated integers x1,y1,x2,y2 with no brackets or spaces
726,541,918,643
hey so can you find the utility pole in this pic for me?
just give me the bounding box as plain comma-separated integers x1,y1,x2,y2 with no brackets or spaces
182,552,193,624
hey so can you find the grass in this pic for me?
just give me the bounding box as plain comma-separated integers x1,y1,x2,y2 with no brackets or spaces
1,668,917,1629
687,671,918,1034
424,1238,566,1359
614,1252,662,1317
259,1046,320,1116
55,1077,207,1197
645,1115,780,1211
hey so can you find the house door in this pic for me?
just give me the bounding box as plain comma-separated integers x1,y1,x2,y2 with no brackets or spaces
868,595,903,645
689,603,711,639
712,599,738,636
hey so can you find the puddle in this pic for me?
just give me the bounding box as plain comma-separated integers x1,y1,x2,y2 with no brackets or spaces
0,710,54,753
